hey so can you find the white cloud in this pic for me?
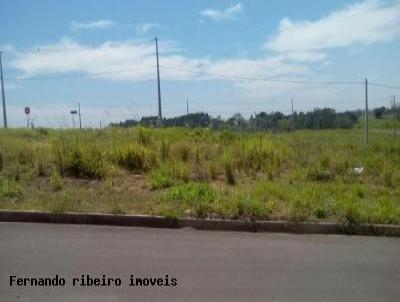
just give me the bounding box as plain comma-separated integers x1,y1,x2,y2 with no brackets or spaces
206,57,307,80
10,39,311,84
201,3,243,21
0,44,16,54
10,39,210,82
135,22,160,35
70,20,116,31
280,51,327,63
266,0,400,52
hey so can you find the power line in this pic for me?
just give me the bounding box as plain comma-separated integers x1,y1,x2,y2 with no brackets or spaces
4,63,400,90
4,66,155,82
369,82,400,90
159,65,363,85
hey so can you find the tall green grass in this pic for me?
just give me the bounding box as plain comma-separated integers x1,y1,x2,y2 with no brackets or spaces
0,126,399,225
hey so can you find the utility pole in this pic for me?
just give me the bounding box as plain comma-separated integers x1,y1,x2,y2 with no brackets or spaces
364,78,368,145
291,98,294,131
155,37,162,126
186,99,189,115
0,51,7,128
393,95,397,139
78,102,82,129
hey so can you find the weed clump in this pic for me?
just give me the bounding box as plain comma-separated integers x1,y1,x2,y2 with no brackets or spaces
18,147,35,165
137,127,152,146
233,195,264,219
224,160,235,185
50,168,64,191
164,183,218,218
172,142,191,162
0,179,22,198
306,168,332,182
37,155,48,177
150,172,172,190
160,140,170,161
114,145,156,172
37,128,49,135
67,145,108,178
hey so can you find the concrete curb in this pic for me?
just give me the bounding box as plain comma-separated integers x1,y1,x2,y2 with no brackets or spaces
0,210,399,237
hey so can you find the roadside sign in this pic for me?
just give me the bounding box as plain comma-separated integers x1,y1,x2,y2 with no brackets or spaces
24,107,30,115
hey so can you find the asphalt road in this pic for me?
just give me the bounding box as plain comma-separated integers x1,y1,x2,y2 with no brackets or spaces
1,222,399,302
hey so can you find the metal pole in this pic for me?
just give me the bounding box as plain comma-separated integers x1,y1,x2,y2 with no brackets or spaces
155,37,162,126
78,102,82,129
186,99,189,115
0,51,7,128
365,78,368,145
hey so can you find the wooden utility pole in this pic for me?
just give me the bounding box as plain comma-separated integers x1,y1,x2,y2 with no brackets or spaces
0,51,7,128
155,37,162,126
365,78,368,145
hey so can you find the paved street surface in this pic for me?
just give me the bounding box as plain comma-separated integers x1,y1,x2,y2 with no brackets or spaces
1,222,399,302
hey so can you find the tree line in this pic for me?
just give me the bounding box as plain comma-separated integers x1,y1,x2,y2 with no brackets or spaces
111,106,398,132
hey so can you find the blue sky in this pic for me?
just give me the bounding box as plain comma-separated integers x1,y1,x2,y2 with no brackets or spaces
1,0,399,127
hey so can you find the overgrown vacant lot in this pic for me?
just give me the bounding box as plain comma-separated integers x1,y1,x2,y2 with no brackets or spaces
0,127,399,225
